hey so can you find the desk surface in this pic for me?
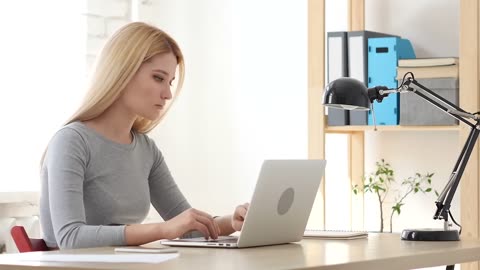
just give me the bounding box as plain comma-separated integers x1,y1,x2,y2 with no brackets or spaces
1,233,480,270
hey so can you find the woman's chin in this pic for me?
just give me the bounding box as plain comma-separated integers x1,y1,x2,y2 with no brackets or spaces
145,112,162,121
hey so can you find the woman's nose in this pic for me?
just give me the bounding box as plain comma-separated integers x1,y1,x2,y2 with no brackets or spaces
162,86,173,100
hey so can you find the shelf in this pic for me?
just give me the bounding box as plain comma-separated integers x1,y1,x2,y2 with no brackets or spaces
325,125,460,133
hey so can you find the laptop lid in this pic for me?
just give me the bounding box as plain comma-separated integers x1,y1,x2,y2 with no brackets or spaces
162,159,326,248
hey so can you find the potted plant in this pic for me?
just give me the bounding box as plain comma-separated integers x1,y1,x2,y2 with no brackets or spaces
353,159,437,233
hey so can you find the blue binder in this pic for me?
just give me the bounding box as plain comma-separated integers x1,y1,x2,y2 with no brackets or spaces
367,37,415,125
347,31,398,125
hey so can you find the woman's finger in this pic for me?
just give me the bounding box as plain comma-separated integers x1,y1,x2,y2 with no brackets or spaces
193,221,210,239
195,214,219,239
239,207,247,219
214,218,221,235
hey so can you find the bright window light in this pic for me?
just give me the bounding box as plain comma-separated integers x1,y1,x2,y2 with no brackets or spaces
0,1,86,191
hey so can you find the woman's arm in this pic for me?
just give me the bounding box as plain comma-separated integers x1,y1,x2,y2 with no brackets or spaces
215,203,249,236
124,223,165,245
44,128,125,249
214,215,236,236
125,208,221,245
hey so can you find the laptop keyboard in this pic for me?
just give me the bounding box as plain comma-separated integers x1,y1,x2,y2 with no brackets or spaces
173,236,239,243
207,237,238,243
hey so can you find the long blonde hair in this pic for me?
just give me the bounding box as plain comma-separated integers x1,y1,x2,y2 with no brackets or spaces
41,22,184,166
68,21,185,133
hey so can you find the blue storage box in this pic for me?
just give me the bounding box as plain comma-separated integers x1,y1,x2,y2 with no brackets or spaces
367,37,415,125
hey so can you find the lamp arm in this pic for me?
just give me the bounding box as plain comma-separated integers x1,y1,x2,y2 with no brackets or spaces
404,78,480,226
434,126,480,223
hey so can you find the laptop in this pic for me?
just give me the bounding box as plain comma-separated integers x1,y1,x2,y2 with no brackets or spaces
161,159,326,248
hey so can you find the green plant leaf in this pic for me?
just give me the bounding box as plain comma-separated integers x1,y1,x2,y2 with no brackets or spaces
392,204,402,215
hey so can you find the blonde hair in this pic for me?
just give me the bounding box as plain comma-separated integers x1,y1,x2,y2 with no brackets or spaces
67,21,185,133
41,22,184,166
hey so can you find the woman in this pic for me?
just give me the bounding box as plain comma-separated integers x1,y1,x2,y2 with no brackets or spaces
40,22,248,249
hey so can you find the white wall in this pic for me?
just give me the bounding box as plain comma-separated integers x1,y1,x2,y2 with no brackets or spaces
365,0,459,58
138,0,309,218
86,0,132,72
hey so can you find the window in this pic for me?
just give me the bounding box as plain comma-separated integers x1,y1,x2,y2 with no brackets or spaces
0,1,86,191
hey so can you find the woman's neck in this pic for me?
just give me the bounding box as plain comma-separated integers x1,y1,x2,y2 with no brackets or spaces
83,103,136,144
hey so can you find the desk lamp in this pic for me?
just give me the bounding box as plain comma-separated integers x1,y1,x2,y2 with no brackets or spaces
323,72,480,241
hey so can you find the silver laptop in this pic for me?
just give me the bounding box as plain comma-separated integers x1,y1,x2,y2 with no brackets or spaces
161,159,326,248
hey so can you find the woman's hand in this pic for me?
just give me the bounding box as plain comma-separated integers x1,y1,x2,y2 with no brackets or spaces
231,203,249,231
163,208,220,240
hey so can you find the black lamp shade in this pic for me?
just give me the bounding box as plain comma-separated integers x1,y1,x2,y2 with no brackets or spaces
323,77,370,111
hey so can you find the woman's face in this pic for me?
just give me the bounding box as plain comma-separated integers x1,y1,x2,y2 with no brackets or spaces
120,52,178,121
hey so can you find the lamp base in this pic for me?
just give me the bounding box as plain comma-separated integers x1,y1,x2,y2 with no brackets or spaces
401,228,460,241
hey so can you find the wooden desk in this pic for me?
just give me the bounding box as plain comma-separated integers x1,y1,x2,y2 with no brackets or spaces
1,234,480,270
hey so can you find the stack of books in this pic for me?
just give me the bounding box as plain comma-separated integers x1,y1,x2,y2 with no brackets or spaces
396,57,459,79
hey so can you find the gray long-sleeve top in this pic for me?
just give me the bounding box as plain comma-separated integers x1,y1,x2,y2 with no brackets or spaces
40,121,192,249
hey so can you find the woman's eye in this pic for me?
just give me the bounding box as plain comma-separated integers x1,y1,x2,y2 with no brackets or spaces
154,75,164,82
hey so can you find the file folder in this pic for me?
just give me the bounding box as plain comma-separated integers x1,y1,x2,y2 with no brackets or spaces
326,31,349,126
368,37,415,125
347,31,398,125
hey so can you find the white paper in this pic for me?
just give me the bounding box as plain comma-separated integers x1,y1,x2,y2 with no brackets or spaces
303,229,368,239
114,247,178,253
0,253,179,264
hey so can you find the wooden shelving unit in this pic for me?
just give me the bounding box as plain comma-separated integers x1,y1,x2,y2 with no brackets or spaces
308,1,480,268
326,125,460,133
